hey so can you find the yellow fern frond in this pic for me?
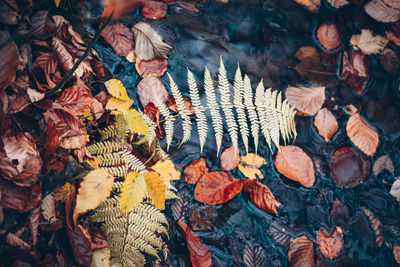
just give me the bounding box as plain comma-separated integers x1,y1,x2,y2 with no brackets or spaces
135,203,169,227
87,140,122,155
98,152,126,167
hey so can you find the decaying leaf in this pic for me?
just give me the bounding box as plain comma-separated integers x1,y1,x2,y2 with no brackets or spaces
394,246,400,264
317,24,341,51
41,194,58,222
189,206,216,231
379,48,399,73
326,0,349,8
0,179,42,212
363,207,383,247
137,77,169,107
346,113,379,156
52,182,76,202
143,171,167,210
274,145,315,188
0,30,19,91
316,226,344,260
390,178,400,203
341,51,369,94
314,108,338,142
66,223,93,266
74,169,114,221
285,86,325,116
101,23,134,57
142,1,168,20
194,171,243,205
151,159,181,186
132,21,172,60
238,153,266,180
91,247,110,267
104,79,130,101
184,158,209,184
294,0,320,13
373,154,394,177
350,29,388,55
119,171,147,212
6,232,31,251
135,57,168,78
243,179,279,216
220,146,241,171
288,235,314,267
364,0,400,23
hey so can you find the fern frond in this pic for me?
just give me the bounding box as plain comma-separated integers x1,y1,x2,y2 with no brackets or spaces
135,203,169,226
98,152,126,167
113,181,123,192
88,140,122,155
218,57,239,153
155,144,169,160
141,112,157,146
127,223,163,250
267,89,280,150
243,75,260,154
204,67,223,155
126,236,160,260
128,212,169,236
101,114,130,141
188,69,207,153
120,150,147,172
104,165,128,177
154,98,175,151
168,73,192,146
233,64,249,154
255,80,272,150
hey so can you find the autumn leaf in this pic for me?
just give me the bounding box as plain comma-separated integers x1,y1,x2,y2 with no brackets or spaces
119,171,147,213
314,108,338,142
74,169,114,222
101,23,134,58
326,0,349,8
41,194,58,222
243,179,279,216
151,159,181,186
238,153,266,180
373,154,394,177
346,113,379,156
274,146,315,188
104,79,130,101
285,86,325,116
394,246,400,264
390,178,400,203
317,24,341,51
54,0,61,7
0,30,19,91
142,1,168,20
167,94,195,116
294,0,320,13
364,0,400,23
288,235,314,267
52,182,76,202
350,29,388,55
66,224,93,266
91,247,110,267
220,146,240,171
123,109,150,136
136,57,168,78
341,51,369,94
105,97,133,113
137,76,169,107
143,171,166,210
101,0,146,20
194,171,243,205
316,226,344,260
184,158,209,184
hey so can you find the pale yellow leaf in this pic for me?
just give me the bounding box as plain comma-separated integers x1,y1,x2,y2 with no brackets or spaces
350,29,388,55
151,160,181,186
119,172,147,213
238,153,266,180
91,247,110,267
123,109,150,136
41,194,58,222
144,171,166,210
74,169,114,217
105,97,133,113
104,79,130,100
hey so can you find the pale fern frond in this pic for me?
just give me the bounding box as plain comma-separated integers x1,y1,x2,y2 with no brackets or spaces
204,67,223,155
188,69,207,153
267,89,280,150
167,73,192,146
120,150,147,172
218,57,239,153
243,75,260,154
141,112,156,146
233,64,249,154
255,80,272,151
154,98,174,151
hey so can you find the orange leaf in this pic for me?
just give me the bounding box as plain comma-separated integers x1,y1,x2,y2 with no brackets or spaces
194,172,243,205
274,145,315,188
285,86,325,116
243,179,279,216
151,159,181,186
184,158,209,185
220,146,240,171
316,226,344,260
346,113,379,156
288,235,314,267
314,108,338,142
101,0,145,20
394,246,400,265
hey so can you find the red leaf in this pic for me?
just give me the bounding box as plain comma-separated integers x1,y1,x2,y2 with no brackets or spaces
6,232,31,251
65,190,76,230
184,158,209,184
285,86,325,116
329,147,370,188
0,30,19,91
100,23,134,57
177,219,212,267
66,224,93,266
142,1,168,20
274,145,315,188
135,57,168,78
288,235,314,267
341,51,369,94
243,179,279,216
137,77,169,108
317,24,341,51
220,146,240,171
194,172,243,205
314,108,338,142
316,226,344,260
0,179,41,213
167,94,195,115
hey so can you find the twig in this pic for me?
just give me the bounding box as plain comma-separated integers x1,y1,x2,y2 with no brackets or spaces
45,15,113,98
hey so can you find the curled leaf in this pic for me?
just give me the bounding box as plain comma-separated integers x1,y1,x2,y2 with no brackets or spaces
394,246,400,264
238,153,266,180
285,86,325,116
350,29,388,55
341,51,369,94
274,145,315,188
243,179,279,216
288,235,314,267
314,108,338,142
316,226,344,260
184,158,209,185
346,113,379,156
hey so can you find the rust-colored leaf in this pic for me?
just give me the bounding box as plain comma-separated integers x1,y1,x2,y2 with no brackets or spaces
317,24,341,51
329,147,370,188
135,57,168,78
189,206,216,231
341,51,369,94
386,31,400,46
6,232,31,251
373,154,394,177
194,171,243,205
34,52,59,76
52,182,76,202
220,146,240,171
285,86,325,116
137,76,169,107
363,208,383,247
0,179,41,212
100,23,134,57
184,158,209,184
177,219,212,267
243,179,279,216
316,226,344,260
101,0,146,20
28,207,40,246
274,145,315,188
346,113,379,156
0,30,19,91
394,246,400,265
142,1,168,20
288,235,314,267
314,108,338,142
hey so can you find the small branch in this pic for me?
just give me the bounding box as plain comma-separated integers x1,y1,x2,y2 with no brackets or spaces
45,15,113,98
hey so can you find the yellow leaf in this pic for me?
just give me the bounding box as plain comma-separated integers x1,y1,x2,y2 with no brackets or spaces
105,97,133,113
104,79,130,100
238,153,266,180
91,247,110,267
74,169,114,218
83,108,93,121
86,157,102,169
119,172,147,213
125,50,136,63
151,160,181,186
144,171,166,210
52,182,76,202
123,109,149,135
54,0,61,7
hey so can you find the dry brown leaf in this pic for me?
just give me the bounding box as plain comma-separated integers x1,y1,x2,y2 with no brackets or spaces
386,31,400,46
184,158,209,184
373,154,394,177
34,52,58,76
326,0,349,8
135,57,168,78
41,194,58,222
243,179,279,216
350,29,388,55
274,145,315,188
238,153,266,180
100,23,134,57
132,21,172,60
294,0,320,13
220,146,240,171
314,108,338,142
364,0,400,23
316,226,344,260
288,235,314,267
295,46,319,60
6,232,31,251
73,169,114,223
285,86,325,116
341,51,369,94
0,30,19,91
137,76,169,107
346,113,379,156
317,24,341,50
53,182,76,202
